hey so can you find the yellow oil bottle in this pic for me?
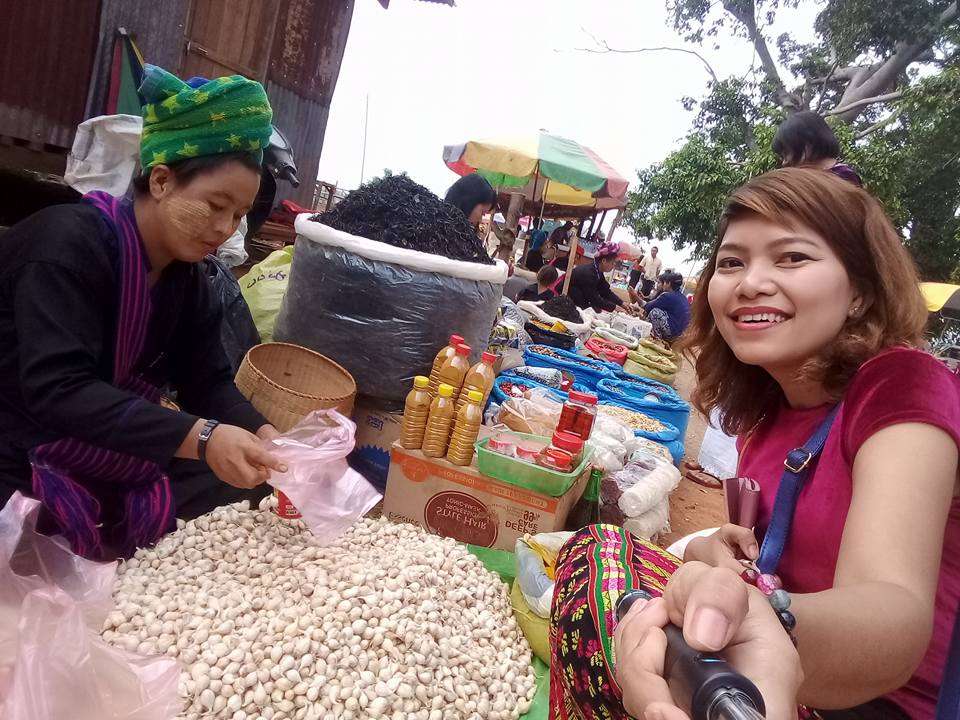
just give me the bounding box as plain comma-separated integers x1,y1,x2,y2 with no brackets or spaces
399,375,432,450
446,389,484,466
421,383,456,458
428,334,464,397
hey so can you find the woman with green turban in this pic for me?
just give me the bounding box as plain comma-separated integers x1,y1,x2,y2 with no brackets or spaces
0,66,286,560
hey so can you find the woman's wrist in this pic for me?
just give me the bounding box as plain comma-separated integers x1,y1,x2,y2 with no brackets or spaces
175,418,206,460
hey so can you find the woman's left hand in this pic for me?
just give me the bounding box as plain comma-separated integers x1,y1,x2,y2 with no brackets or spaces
256,424,281,442
614,562,803,720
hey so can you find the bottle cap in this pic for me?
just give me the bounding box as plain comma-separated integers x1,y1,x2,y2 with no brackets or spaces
552,431,584,453
413,376,430,389
466,390,483,404
449,334,464,345
543,448,573,470
437,384,455,398
455,344,471,356
481,351,498,364
568,390,598,405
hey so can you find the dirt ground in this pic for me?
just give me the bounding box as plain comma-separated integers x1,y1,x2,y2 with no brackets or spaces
658,358,727,548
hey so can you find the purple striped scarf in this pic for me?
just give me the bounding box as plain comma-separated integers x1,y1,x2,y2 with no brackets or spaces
29,191,174,560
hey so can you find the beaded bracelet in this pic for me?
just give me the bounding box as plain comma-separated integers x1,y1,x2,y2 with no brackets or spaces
740,565,798,645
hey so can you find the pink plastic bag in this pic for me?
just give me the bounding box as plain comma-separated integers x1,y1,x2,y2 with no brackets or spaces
0,493,180,720
266,409,382,544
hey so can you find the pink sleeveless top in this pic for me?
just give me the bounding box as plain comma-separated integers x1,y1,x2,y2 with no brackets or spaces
738,348,960,718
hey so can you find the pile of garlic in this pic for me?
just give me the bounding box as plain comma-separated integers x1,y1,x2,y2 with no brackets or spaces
101,499,537,720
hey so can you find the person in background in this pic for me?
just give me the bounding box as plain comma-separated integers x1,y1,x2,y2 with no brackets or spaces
548,220,574,248
773,110,863,186
639,270,690,342
444,173,498,227
518,265,559,302
0,65,285,561
628,247,646,290
524,237,556,273
566,241,626,313
639,245,663,297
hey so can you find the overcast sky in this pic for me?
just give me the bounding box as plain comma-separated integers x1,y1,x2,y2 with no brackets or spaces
316,0,819,275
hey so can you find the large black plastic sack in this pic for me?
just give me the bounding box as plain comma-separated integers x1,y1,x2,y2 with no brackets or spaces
274,219,507,403
203,255,261,374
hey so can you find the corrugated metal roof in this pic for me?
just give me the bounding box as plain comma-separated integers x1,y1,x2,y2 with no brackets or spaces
0,0,101,149
266,80,330,208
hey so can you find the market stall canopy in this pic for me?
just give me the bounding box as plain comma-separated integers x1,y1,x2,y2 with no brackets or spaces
921,282,960,320
443,132,629,208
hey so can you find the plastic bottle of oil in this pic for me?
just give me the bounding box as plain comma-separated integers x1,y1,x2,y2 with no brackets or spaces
421,383,456,458
400,375,432,450
428,334,465,397
446,390,484,466
438,343,472,402
456,351,498,412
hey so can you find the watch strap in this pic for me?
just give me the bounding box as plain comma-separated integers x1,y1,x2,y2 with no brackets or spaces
197,419,220,464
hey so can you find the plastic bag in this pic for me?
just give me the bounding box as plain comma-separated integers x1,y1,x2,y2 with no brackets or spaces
623,500,672,541
599,454,680,540
515,532,574,619
498,389,563,436
216,217,249,268
274,218,507,403
0,493,180,719
64,114,142,197
239,246,294,343
516,300,597,338
698,408,739,480
204,254,260,374
266,410,381,545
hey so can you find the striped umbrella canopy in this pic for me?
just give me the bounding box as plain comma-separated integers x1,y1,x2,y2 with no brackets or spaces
443,132,629,208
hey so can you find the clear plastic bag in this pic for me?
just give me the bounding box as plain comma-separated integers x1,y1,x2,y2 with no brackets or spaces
0,493,180,720
266,410,382,545
599,454,680,539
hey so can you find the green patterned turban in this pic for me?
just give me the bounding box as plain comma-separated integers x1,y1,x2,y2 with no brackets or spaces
138,64,273,170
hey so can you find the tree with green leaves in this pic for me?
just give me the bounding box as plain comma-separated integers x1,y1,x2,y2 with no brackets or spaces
594,1,959,279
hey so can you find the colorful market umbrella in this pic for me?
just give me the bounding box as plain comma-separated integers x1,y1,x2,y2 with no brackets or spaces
443,132,629,208
921,282,960,320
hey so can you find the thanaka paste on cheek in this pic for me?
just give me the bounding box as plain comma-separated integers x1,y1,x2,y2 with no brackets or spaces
161,197,211,241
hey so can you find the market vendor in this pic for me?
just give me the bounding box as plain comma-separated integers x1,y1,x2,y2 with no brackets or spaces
551,169,960,719
639,270,690,342
566,240,626,313
0,65,286,561
444,173,498,227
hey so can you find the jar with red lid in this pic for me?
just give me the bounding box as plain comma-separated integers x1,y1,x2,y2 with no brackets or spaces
487,432,516,457
557,391,598,439
515,439,547,463
550,430,585,466
536,448,574,472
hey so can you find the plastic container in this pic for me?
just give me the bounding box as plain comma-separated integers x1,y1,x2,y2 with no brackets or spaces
548,431,585,465
475,431,594,496
439,344,472,401
558,391,598,439
487,433,516,457
428,334,464,397
457,351,498,411
597,377,691,437
446,390,484,466
421,383,456,458
399,375,432,450
537,448,574,472
516,439,548,462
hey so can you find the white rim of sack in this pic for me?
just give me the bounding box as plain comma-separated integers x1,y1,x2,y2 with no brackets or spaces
294,215,509,284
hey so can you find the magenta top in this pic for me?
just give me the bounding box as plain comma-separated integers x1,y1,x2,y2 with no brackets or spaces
738,347,960,717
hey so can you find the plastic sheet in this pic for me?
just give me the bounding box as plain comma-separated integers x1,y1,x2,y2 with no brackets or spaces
203,254,261,374
0,493,180,720
64,114,142,197
275,218,507,402
266,410,381,545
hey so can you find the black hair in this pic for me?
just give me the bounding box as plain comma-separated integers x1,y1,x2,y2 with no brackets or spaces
660,270,683,291
537,264,559,285
132,152,262,195
772,111,841,166
444,173,498,219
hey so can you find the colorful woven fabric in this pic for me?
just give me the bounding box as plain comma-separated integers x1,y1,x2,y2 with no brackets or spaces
29,192,175,560
549,524,680,720
139,64,272,170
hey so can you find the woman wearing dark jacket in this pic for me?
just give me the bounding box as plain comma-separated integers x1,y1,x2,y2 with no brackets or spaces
566,241,625,313
0,66,285,560
444,173,498,227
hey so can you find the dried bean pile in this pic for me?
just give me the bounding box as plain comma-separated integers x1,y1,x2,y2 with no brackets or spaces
314,174,494,265
539,296,582,324
102,500,536,720
597,405,666,434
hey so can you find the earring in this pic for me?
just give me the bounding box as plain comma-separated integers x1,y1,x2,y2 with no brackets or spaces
849,305,860,317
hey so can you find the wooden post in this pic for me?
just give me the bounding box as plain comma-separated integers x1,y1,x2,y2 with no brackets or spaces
561,234,580,295
497,192,524,262
606,208,625,242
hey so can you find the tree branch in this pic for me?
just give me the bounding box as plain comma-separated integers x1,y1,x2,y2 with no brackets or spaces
574,37,719,82
813,59,840,113
825,91,904,117
853,107,903,140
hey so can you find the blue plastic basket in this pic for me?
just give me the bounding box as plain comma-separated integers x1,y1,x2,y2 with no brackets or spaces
596,377,691,437
597,403,680,444
522,345,615,390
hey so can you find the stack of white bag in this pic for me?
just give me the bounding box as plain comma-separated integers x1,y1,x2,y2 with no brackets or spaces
599,451,681,541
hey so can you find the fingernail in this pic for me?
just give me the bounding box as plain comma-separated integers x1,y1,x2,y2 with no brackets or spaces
644,707,665,720
279,464,288,473
689,606,730,650
748,544,759,560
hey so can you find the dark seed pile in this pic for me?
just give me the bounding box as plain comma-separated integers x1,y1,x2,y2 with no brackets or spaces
312,174,494,265
540,295,583,323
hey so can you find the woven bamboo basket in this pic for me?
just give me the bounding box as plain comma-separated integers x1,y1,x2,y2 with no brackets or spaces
235,343,357,432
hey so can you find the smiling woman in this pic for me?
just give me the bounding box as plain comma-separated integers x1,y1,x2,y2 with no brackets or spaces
0,65,287,561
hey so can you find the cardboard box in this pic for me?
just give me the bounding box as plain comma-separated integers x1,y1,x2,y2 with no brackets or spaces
349,404,403,493
383,442,589,551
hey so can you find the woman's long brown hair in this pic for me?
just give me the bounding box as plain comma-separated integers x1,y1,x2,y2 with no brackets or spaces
680,168,928,436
